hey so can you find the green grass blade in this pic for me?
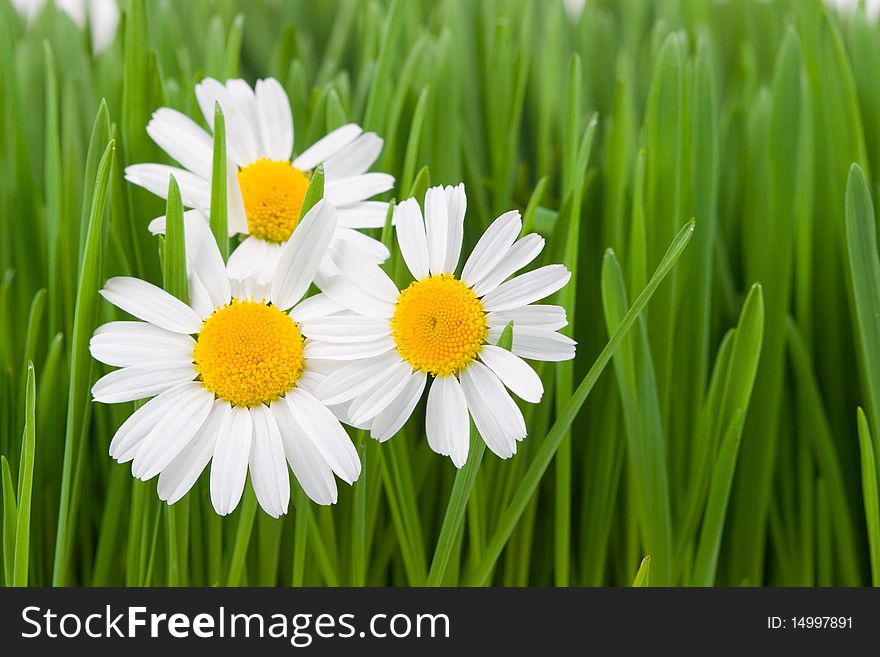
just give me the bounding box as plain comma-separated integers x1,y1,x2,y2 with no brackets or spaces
210,103,229,259
52,140,115,585
425,322,513,587
632,556,651,587
601,247,673,584
1,456,16,586
856,408,880,586
299,164,325,220
845,164,880,456
468,220,694,585
13,361,36,586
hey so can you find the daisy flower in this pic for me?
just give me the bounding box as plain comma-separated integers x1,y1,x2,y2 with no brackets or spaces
12,0,120,54
307,184,576,467
89,200,361,517
125,77,394,285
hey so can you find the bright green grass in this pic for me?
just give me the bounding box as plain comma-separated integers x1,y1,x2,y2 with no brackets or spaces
1,0,879,587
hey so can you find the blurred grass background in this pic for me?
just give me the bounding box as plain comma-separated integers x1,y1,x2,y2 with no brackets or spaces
1,0,880,586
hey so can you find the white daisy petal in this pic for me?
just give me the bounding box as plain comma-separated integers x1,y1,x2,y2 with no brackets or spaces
329,244,399,302
395,198,429,280
289,293,344,322
248,404,291,518
425,186,450,275
303,335,395,360
210,406,253,516
285,389,361,484
100,276,203,334
331,227,390,264
472,233,545,297
348,360,413,426
124,163,211,209
255,78,294,162
157,401,228,505
227,168,249,234
182,210,232,308
146,108,214,180
226,236,271,282
486,304,568,332
480,265,571,312
478,345,544,403
188,270,215,320
131,382,214,480
459,361,526,459
315,352,400,406
88,0,120,54
222,79,263,163
108,383,192,462
370,370,427,442
444,183,466,274
319,274,395,318
92,362,196,404
323,132,383,179
299,315,390,343
296,370,326,396
325,173,394,205
461,210,521,284
195,77,257,166
426,374,470,467
487,327,577,362
270,199,337,310
271,400,337,505
293,123,363,171
337,201,390,229
144,211,230,312
90,321,195,368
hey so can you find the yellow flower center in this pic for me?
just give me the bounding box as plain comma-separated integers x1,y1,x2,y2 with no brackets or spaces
390,274,487,377
193,299,305,407
237,158,310,243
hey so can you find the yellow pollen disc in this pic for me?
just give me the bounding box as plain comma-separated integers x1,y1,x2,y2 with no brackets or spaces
237,158,310,243
193,299,305,407
390,274,487,377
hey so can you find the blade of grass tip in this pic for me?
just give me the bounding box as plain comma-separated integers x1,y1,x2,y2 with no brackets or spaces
407,165,430,204
19,290,46,430
856,408,880,586
521,176,548,235
223,14,245,79
210,103,229,260
426,323,514,587
845,164,880,457
52,140,115,586
728,27,803,586
786,319,861,584
399,86,429,199
226,488,258,587
162,176,188,586
467,220,694,585
1,456,16,586
79,100,110,260
601,247,673,585
12,362,35,586
300,164,325,220
632,556,651,587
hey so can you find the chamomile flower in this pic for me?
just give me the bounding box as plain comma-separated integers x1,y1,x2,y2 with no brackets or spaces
125,77,394,285
12,0,120,54
89,200,361,516
307,184,576,467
